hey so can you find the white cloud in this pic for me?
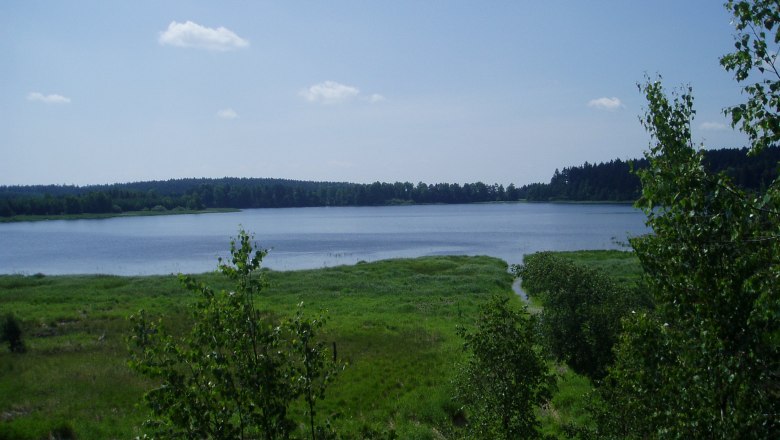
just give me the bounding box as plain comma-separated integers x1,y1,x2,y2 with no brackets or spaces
367,93,386,103
159,21,249,51
27,92,70,104
216,108,238,119
299,81,360,104
587,96,623,111
700,121,727,131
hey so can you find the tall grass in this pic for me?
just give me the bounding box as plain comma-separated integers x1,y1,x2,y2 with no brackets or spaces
0,256,512,439
0,251,642,439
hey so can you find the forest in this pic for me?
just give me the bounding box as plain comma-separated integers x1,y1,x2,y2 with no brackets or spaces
0,178,519,217
517,145,780,201
1,146,777,218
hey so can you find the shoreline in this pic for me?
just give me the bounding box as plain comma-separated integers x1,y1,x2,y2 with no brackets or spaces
0,207,239,223
0,199,636,223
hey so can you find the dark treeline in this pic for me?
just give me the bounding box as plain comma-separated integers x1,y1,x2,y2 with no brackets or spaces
516,146,780,201
0,178,521,217
2,146,776,217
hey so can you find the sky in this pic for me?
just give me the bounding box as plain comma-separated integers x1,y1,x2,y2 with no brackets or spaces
1,1,752,187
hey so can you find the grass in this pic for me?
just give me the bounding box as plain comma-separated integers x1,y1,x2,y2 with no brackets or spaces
543,249,643,287
0,256,513,439
539,364,595,437
0,250,643,439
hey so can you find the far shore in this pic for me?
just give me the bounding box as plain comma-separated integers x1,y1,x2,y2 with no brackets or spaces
0,207,239,223
0,199,637,223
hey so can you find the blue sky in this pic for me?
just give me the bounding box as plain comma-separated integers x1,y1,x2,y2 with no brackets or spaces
1,1,750,186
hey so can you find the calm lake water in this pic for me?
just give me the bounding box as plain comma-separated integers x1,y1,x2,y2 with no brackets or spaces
0,203,648,275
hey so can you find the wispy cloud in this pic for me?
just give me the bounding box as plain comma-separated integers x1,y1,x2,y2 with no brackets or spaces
587,96,622,111
159,21,249,51
367,93,386,103
700,121,727,131
300,81,360,104
299,81,385,105
216,108,238,119
27,92,71,104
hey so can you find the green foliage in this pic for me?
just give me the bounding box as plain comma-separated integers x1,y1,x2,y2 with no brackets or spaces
720,0,780,153
587,4,780,434
0,255,512,438
4,147,778,218
586,311,680,438
548,250,644,287
510,250,645,437
0,420,77,440
288,306,342,440
593,8,780,434
515,253,650,380
1,312,25,353
0,178,519,219
128,230,342,439
455,296,554,439
516,147,780,201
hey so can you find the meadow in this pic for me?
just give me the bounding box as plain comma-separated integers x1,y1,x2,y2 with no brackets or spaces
0,251,641,439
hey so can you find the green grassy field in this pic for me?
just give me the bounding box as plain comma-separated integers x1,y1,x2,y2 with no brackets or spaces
0,256,514,439
543,249,643,287
0,251,642,439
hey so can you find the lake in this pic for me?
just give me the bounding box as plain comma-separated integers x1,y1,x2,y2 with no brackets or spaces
0,203,648,275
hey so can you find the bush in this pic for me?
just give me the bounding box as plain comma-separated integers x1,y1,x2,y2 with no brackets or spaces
49,422,77,439
129,229,342,439
1,313,25,353
455,296,553,439
516,253,648,380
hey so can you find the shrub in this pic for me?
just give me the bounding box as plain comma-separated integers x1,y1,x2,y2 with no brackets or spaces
516,253,648,380
129,229,342,439
49,421,77,440
1,313,25,353
455,296,553,439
